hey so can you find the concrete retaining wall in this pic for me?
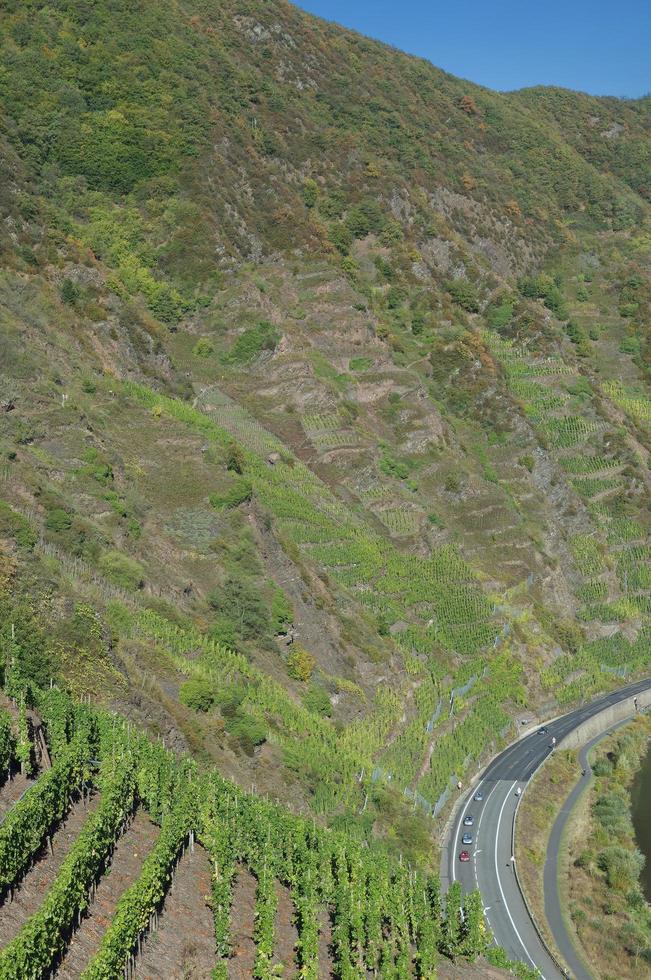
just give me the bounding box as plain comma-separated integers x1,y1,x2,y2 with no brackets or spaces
559,686,651,750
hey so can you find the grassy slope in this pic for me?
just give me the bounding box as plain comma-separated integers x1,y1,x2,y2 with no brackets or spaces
0,0,650,865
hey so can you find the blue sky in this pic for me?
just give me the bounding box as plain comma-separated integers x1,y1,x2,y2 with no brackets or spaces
294,1,650,97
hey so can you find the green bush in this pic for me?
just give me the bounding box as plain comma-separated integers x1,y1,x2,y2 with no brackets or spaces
192,337,214,358
328,222,353,255
379,452,410,480
225,712,267,755
60,279,81,306
225,441,246,475
0,503,37,549
208,616,238,649
98,551,144,591
486,297,514,329
179,679,215,712
209,478,252,510
45,508,73,532
286,645,316,682
349,356,372,372
598,845,644,891
208,575,271,640
302,179,318,208
271,588,293,635
222,321,279,366
445,277,480,313
345,198,385,238
303,684,332,717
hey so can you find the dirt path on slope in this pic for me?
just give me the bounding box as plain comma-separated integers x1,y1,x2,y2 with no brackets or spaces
133,841,215,980
0,791,99,946
54,808,159,978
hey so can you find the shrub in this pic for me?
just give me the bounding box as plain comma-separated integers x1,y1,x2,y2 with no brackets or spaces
271,588,293,635
445,278,480,313
225,712,267,755
302,179,318,208
225,441,246,474
379,452,410,480
486,298,514,329
303,684,332,717
81,379,97,394
286,645,316,682
179,679,215,712
192,337,214,357
345,199,385,238
208,575,270,640
45,508,73,532
598,845,644,890
209,616,238,649
60,279,81,306
222,321,279,365
329,222,353,255
209,478,252,510
349,356,372,372
98,551,144,590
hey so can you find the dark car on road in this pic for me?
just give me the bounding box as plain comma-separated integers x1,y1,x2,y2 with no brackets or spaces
473,790,484,801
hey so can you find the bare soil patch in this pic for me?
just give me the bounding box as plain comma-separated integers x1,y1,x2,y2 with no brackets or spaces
55,808,159,978
0,791,100,947
133,841,215,980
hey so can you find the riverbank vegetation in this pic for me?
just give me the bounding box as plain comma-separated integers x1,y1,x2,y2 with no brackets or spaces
516,718,651,979
566,716,651,978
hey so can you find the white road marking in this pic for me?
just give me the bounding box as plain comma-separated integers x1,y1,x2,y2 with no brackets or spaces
494,780,546,979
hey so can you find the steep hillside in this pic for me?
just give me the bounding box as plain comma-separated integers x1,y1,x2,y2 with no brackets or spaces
1,0,650,886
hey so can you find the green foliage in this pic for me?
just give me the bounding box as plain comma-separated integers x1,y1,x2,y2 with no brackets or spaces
303,684,333,717
0,733,91,895
45,507,73,532
222,322,280,366
192,337,214,358
224,711,267,755
446,278,480,313
379,451,410,480
329,222,353,255
0,501,36,549
517,273,566,317
345,198,385,238
225,441,246,474
287,645,317,682
270,588,293,635
209,575,271,641
486,296,515,329
0,710,15,778
98,550,144,591
81,792,193,979
60,279,81,306
0,759,136,979
179,679,215,713
302,179,318,208
209,478,253,510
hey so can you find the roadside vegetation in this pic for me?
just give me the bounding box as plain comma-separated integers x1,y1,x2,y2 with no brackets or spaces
516,718,651,978
566,717,651,978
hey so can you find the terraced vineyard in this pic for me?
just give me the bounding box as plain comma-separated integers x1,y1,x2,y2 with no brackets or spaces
0,683,492,980
484,327,651,704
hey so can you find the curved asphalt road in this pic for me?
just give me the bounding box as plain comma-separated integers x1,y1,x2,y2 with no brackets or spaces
441,677,651,979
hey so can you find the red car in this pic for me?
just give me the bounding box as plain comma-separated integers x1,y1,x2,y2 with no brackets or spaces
459,850,471,862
